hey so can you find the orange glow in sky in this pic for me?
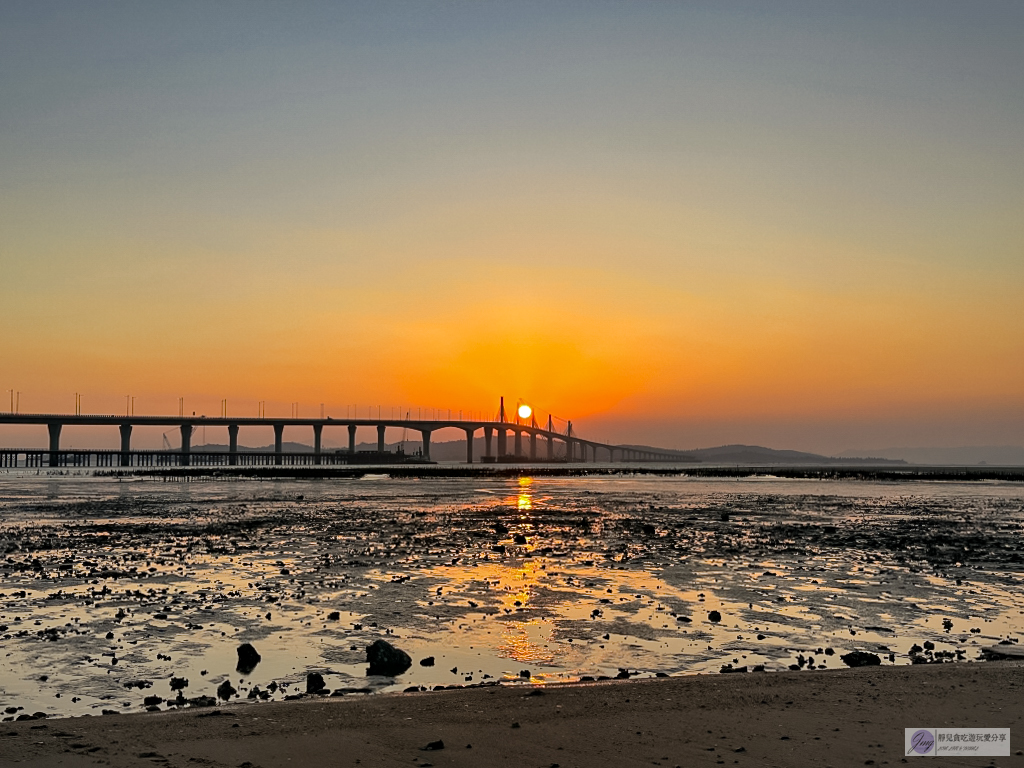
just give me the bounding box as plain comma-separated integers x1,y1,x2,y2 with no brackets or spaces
1,4,1022,453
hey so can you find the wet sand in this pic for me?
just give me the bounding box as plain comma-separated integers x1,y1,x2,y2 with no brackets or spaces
2,661,1023,767
3,473,1024,718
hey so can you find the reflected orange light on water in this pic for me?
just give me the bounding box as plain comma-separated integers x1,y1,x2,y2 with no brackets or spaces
517,476,534,514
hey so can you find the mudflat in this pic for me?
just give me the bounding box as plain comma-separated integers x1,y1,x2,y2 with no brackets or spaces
3,662,1023,768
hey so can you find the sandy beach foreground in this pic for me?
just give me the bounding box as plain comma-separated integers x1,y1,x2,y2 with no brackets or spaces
2,663,1023,768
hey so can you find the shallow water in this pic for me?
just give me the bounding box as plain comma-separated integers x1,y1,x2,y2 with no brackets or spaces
1,470,1023,719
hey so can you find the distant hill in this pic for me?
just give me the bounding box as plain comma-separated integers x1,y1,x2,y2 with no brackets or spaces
621,443,904,465
192,439,904,465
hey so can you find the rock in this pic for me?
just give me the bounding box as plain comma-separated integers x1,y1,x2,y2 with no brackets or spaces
519,669,531,679
327,611,340,621
143,695,163,706
420,656,435,667
306,672,326,694
513,534,527,545
236,643,261,674
708,610,722,622
676,616,692,623
840,651,881,668
169,677,188,691
366,639,412,676
421,740,445,751
216,680,236,700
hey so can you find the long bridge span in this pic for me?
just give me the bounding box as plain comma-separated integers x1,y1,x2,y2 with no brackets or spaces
0,410,681,468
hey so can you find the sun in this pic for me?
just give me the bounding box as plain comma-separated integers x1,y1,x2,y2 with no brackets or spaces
517,404,532,419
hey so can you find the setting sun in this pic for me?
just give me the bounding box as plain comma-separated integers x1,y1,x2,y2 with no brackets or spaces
518,404,532,420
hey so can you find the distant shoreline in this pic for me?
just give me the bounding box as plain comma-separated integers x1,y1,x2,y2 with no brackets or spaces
60,464,1024,481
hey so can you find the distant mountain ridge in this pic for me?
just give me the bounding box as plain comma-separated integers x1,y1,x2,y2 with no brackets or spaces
191,440,905,465
620,443,904,465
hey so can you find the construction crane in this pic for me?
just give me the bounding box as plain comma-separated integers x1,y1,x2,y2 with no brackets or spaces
161,429,177,451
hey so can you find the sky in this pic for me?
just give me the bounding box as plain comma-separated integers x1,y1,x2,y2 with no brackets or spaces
1,1,1022,453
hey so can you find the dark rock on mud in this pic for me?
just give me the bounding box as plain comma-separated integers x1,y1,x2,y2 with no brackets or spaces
366,639,412,676
708,610,722,622
306,672,326,694
216,680,236,700
169,677,188,691
235,643,262,675
420,656,435,667
841,651,881,668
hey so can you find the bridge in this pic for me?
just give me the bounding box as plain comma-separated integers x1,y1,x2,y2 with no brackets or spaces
0,401,681,468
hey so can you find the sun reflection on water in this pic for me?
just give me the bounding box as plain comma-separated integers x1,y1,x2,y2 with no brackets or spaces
517,476,533,513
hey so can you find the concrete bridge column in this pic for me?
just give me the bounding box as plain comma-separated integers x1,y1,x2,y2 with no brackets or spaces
484,427,493,458
376,424,386,453
514,430,522,458
547,435,553,460
273,423,284,466
564,438,573,462
464,428,475,463
497,428,507,458
420,430,432,461
119,424,132,467
228,424,239,465
530,432,537,461
348,424,357,454
180,424,192,466
314,424,323,465
47,423,62,467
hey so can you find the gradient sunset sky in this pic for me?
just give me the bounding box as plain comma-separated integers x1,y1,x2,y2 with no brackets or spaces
1,1,1022,452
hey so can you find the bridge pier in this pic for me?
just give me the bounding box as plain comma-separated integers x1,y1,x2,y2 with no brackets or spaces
530,432,537,460
314,424,323,465
348,424,357,454
464,428,475,463
228,424,239,465
273,423,284,465
564,438,573,462
547,434,553,460
420,429,432,461
514,430,522,458
377,424,386,453
119,424,132,467
484,427,493,459
497,428,506,458
48,423,62,466
180,424,192,466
